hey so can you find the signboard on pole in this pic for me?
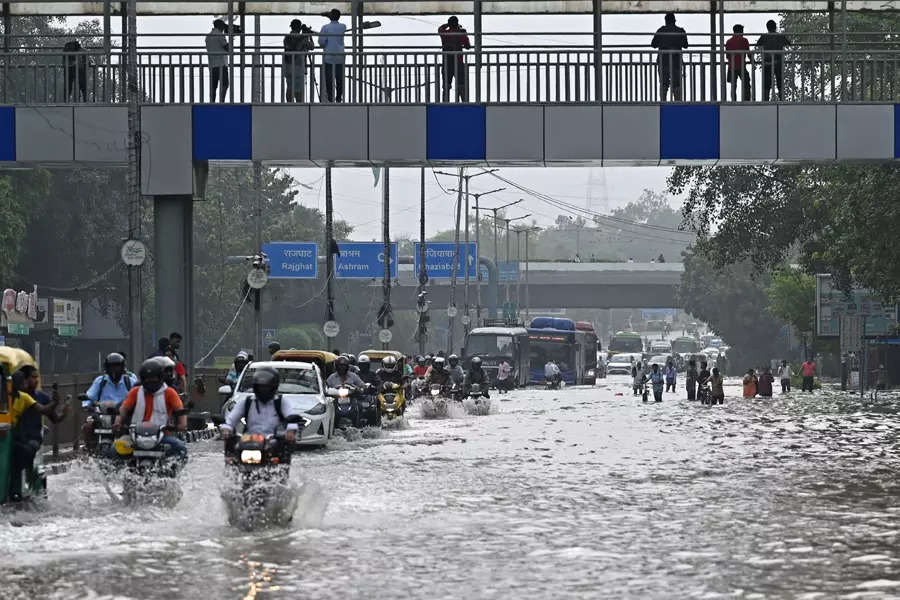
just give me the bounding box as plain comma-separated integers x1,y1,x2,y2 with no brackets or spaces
840,315,862,353
413,242,477,279
498,261,519,282
335,242,398,279
816,274,898,337
263,242,318,279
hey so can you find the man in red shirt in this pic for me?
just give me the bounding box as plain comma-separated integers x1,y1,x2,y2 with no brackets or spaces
725,24,752,101
115,359,188,459
801,358,817,392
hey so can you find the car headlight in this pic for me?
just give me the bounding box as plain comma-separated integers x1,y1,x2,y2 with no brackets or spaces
586,370,596,377
241,450,262,464
305,402,327,415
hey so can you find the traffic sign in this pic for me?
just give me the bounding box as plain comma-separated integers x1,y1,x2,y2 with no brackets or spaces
120,239,147,266
246,268,268,289
263,242,318,279
335,242,398,279
8,323,29,335
263,329,277,343
816,274,898,337
378,328,393,343
447,305,458,318
56,324,77,336
323,320,340,338
413,242,477,279
498,261,519,282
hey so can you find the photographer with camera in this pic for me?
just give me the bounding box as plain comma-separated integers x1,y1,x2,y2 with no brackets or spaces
205,19,231,102
284,19,314,102
438,16,471,102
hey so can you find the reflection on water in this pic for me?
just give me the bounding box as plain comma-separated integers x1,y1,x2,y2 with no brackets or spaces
4,380,900,598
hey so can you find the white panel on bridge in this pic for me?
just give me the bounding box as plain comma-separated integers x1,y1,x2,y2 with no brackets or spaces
141,105,193,196
544,105,602,163
778,105,836,162
252,105,311,163
603,105,659,165
486,106,544,164
368,106,426,163
16,106,73,162
719,105,777,163
309,105,368,163
836,104,895,161
74,107,128,163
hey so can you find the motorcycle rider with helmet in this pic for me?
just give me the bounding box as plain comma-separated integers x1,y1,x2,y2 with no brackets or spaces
412,355,428,378
466,356,490,398
447,354,466,386
220,367,299,442
376,355,406,390
356,355,379,388
223,351,250,387
424,356,451,387
82,352,137,448
114,359,188,460
326,355,366,390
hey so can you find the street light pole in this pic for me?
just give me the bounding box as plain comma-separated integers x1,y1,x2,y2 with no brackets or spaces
325,165,335,352
522,226,541,321
454,188,505,326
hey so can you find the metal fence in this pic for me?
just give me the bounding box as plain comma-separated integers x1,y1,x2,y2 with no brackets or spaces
1,46,898,104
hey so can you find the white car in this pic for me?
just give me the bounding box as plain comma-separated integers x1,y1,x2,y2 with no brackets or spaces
607,352,643,375
222,360,335,447
647,355,670,368
701,347,720,359
649,341,672,354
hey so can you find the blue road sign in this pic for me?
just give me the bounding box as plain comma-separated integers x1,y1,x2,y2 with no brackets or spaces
336,242,398,279
263,329,276,343
414,242,477,279
263,242,318,279
498,261,519,282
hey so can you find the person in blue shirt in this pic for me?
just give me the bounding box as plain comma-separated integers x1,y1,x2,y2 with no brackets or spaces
650,363,665,403
318,8,346,102
83,352,136,408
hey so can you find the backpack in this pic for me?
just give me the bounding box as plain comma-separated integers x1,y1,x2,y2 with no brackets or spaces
243,394,285,425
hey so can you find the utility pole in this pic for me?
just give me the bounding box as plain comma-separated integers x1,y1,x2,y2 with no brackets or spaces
126,0,142,372
325,165,335,352
523,227,541,321
416,168,429,356
447,169,464,354
381,167,391,349
252,14,263,360
459,188,504,325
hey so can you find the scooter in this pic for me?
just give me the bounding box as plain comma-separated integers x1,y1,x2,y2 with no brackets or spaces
464,383,491,416
79,394,120,457
379,382,406,420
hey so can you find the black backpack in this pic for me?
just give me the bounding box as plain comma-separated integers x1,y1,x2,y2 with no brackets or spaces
243,394,285,425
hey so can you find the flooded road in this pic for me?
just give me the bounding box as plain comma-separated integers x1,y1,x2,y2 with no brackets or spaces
4,378,900,599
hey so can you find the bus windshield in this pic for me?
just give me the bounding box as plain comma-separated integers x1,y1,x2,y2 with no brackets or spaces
529,338,574,371
467,334,515,357
609,334,643,353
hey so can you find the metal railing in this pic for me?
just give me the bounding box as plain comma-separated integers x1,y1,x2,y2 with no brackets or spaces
1,46,898,104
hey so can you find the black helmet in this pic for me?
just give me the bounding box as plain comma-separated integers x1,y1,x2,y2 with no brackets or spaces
382,355,397,372
252,367,280,402
104,352,126,369
267,340,281,354
471,356,482,368
139,358,164,393
347,353,358,366
448,354,459,367
336,355,350,374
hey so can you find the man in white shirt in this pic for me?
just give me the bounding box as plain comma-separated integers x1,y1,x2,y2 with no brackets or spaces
205,19,230,102
318,9,346,102
778,360,792,394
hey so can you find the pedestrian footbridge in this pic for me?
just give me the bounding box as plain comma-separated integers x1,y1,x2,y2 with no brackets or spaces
4,102,898,195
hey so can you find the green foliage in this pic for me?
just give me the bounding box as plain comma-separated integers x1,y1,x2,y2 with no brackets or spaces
767,271,815,336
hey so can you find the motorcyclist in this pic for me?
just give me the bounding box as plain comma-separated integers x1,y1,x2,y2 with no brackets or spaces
466,356,490,398
447,354,466,386
83,352,136,408
376,355,406,391
412,355,428,378
223,351,250,387
114,359,187,460
220,366,299,442
156,355,177,389
325,355,365,390
10,367,65,501
357,355,379,388
347,353,360,374
82,352,137,448
424,356,450,387
544,360,562,385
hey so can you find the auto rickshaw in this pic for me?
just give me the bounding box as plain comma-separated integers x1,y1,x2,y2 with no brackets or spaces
0,347,45,504
271,350,338,380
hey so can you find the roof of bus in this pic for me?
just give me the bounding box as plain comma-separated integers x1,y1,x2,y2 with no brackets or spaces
469,327,530,336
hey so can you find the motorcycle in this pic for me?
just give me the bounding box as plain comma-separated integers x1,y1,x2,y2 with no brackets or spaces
79,394,120,457
410,377,427,400
698,381,712,405
448,382,465,402
113,423,186,506
333,385,359,430
222,416,305,529
420,383,450,419
464,383,491,416
379,382,406,420
544,374,562,390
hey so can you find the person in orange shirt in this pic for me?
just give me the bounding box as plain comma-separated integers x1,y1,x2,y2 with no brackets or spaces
726,24,752,101
742,368,758,398
114,359,187,459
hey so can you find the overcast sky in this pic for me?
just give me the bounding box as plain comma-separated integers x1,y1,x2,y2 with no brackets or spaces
73,10,775,239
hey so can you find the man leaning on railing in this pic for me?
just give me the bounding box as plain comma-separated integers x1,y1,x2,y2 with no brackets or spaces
651,12,689,102
438,16,471,103
756,19,791,102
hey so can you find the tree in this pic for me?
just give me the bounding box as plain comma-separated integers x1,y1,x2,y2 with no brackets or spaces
679,243,787,369
610,189,681,229
767,270,816,357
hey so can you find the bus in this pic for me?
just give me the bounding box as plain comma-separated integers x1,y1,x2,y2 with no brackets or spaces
608,331,644,356
463,326,530,388
527,318,598,385
671,336,700,354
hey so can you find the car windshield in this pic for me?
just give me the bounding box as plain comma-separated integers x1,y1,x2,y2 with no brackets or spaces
238,366,320,394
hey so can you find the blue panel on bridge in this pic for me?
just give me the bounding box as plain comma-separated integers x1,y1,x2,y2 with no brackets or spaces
896,105,900,158
426,105,485,160
193,105,251,160
0,107,14,161
660,105,719,160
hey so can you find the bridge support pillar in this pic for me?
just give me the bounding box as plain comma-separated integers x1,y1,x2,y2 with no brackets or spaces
479,256,498,320
154,195,194,372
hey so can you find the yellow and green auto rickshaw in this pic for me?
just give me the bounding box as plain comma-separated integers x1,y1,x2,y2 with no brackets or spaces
271,350,339,380
0,347,46,504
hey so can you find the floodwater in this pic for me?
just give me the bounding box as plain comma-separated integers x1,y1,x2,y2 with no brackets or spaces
4,378,900,599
